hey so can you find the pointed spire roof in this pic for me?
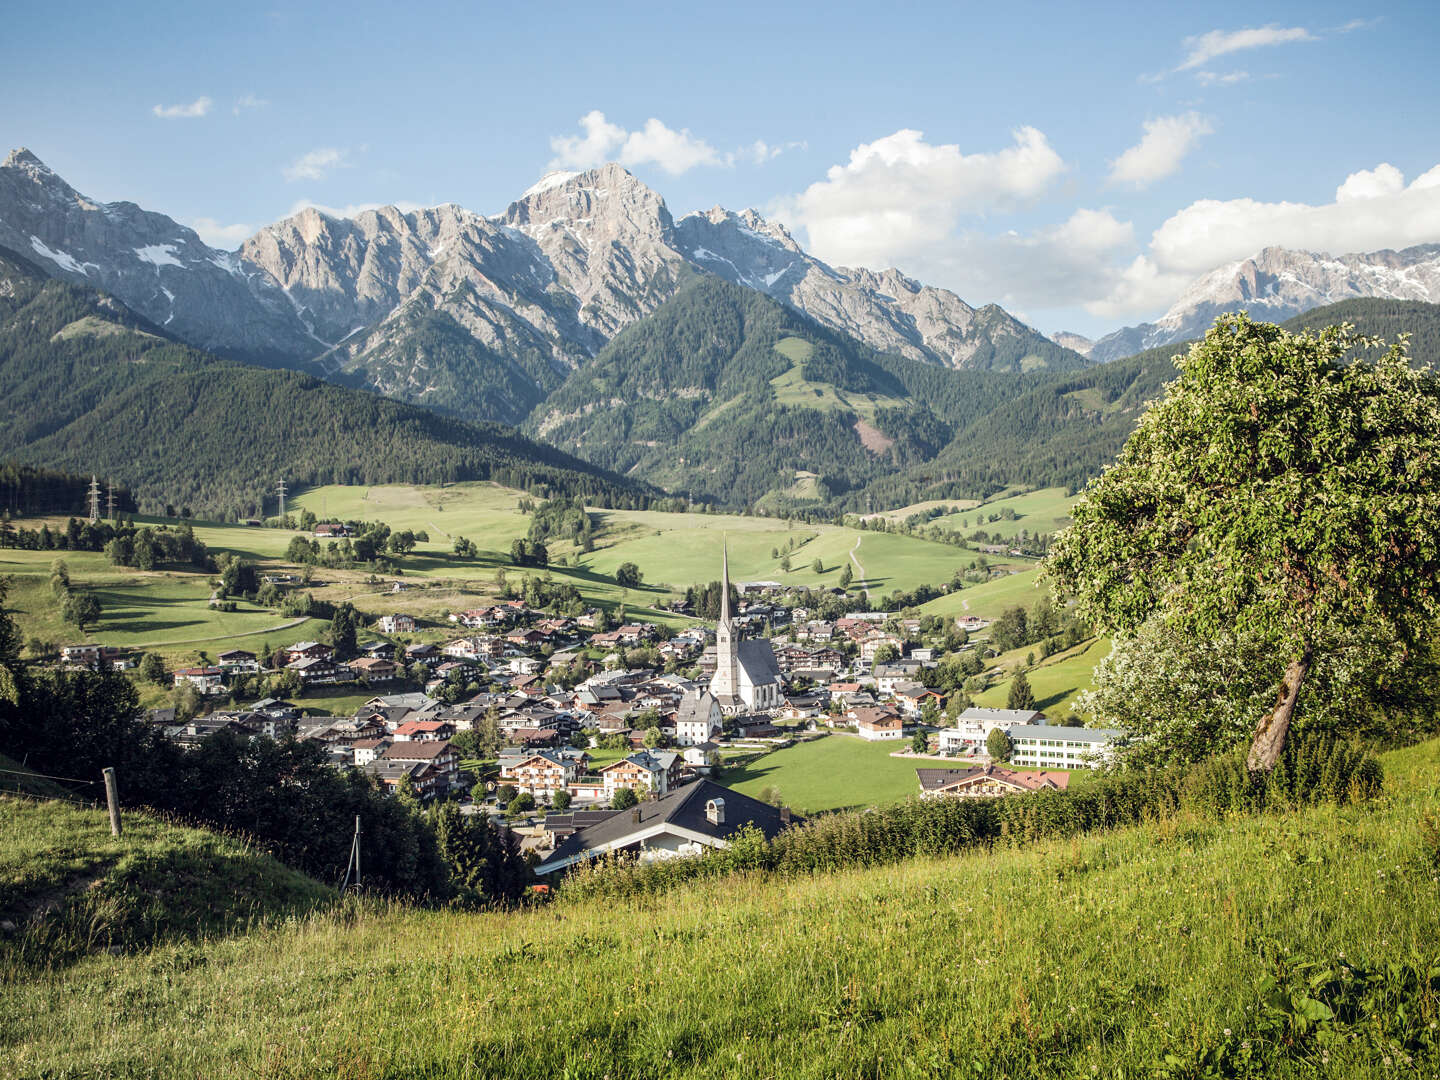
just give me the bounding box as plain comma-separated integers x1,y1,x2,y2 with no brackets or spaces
719,537,731,626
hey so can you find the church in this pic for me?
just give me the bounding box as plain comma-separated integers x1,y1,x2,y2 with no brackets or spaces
709,542,784,715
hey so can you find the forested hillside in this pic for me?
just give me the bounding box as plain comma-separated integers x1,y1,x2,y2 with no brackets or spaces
0,246,655,518
529,275,1054,507
849,297,1440,509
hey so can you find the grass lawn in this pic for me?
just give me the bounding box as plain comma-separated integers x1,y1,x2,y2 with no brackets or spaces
720,734,926,812
919,566,1047,621
974,636,1113,718
929,486,1077,540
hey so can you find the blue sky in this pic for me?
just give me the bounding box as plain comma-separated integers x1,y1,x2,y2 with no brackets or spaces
5,0,1439,336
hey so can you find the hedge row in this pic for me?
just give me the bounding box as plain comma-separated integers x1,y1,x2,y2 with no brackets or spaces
560,738,1383,902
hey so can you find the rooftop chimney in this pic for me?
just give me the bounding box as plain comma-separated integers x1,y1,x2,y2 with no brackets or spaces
780,806,792,825
631,807,642,823
706,798,725,825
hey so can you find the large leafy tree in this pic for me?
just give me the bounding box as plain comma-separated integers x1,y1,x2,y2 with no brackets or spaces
1045,315,1440,770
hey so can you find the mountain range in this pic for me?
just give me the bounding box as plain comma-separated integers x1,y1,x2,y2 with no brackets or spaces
1086,243,1440,362
4,145,1440,516
0,150,1086,428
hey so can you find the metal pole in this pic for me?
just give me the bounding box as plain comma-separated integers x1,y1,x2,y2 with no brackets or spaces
102,767,122,837
353,814,361,890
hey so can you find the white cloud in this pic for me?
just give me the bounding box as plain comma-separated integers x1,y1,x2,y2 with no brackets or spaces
1177,25,1313,70
283,148,351,182
1195,70,1250,86
784,127,1065,271
619,117,725,174
1108,113,1214,188
1084,161,1440,319
188,217,255,248
153,96,212,119
233,93,269,115
548,111,798,175
548,110,627,170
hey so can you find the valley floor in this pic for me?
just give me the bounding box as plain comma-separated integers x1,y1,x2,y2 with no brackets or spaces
4,741,1438,1078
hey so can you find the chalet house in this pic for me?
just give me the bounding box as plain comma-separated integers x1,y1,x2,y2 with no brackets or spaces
278,641,334,666
366,759,443,798
509,727,562,749
351,737,393,767
377,614,416,634
498,748,590,798
956,615,989,633
442,637,483,660
350,657,399,683
393,719,457,742
600,750,682,799
404,643,443,668
173,666,227,695
859,634,906,664
313,522,349,538
873,661,924,695
287,656,350,686
916,764,1071,798
379,740,458,795
165,717,255,749
893,681,943,716
61,644,128,671
851,706,904,741
534,780,795,877
216,649,259,674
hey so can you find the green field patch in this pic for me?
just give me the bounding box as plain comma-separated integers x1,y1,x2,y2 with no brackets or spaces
929,486,1077,540
721,735,928,812
769,339,906,422
974,636,1113,718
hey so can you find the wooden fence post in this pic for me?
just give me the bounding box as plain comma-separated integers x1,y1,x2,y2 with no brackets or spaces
102,767,121,837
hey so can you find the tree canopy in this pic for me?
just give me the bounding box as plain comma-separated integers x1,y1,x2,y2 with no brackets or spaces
1045,315,1440,769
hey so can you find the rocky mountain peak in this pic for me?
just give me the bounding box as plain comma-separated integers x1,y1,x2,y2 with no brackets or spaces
502,163,673,237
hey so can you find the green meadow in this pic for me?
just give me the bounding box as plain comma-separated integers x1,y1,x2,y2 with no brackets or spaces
4,739,1438,1078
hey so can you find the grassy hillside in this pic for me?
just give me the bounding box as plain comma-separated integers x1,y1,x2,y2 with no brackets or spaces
0,795,333,968
5,740,1437,1077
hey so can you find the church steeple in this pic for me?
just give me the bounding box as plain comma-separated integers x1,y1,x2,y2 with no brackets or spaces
711,537,739,702
719,537,732,628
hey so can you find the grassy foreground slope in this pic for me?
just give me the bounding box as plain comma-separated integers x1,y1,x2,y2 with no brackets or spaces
6,741,1439,1078
0,796,333,967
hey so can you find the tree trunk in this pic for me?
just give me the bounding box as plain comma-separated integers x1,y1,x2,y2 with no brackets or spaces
1245,642,1313,772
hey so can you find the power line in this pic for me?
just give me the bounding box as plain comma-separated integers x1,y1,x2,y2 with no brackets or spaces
88,474,101,523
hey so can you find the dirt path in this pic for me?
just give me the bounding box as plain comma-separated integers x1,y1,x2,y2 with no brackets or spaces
849,536,870,600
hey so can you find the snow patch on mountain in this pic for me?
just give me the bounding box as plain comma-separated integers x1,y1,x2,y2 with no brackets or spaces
29,235,86,275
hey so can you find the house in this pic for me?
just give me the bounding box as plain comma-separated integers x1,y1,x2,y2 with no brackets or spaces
286,656,351,686
682,742,719,774
173,666,226,695
365,758,444,798
216,649,259,674
379,740,459,795
393,719,457,742
349,657,399,683
893,681,943,717
916,764,1071,798
600,750,683,799
351,737,393,767
851,706,904,741
673,689,722,747
534,780,796,876
313,522,349,538
498,748,590,798
860,634,906,664
60,644,127,671
405,643,443,668
377,614,416,634
278,640,334,666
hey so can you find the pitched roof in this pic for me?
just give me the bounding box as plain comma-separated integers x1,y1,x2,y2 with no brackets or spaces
537,779,793,874
916,765,1071,794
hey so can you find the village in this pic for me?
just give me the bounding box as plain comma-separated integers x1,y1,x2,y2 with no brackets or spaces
49,543,1122,878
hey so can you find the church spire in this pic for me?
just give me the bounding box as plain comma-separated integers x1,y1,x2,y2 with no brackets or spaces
719,536,731,627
